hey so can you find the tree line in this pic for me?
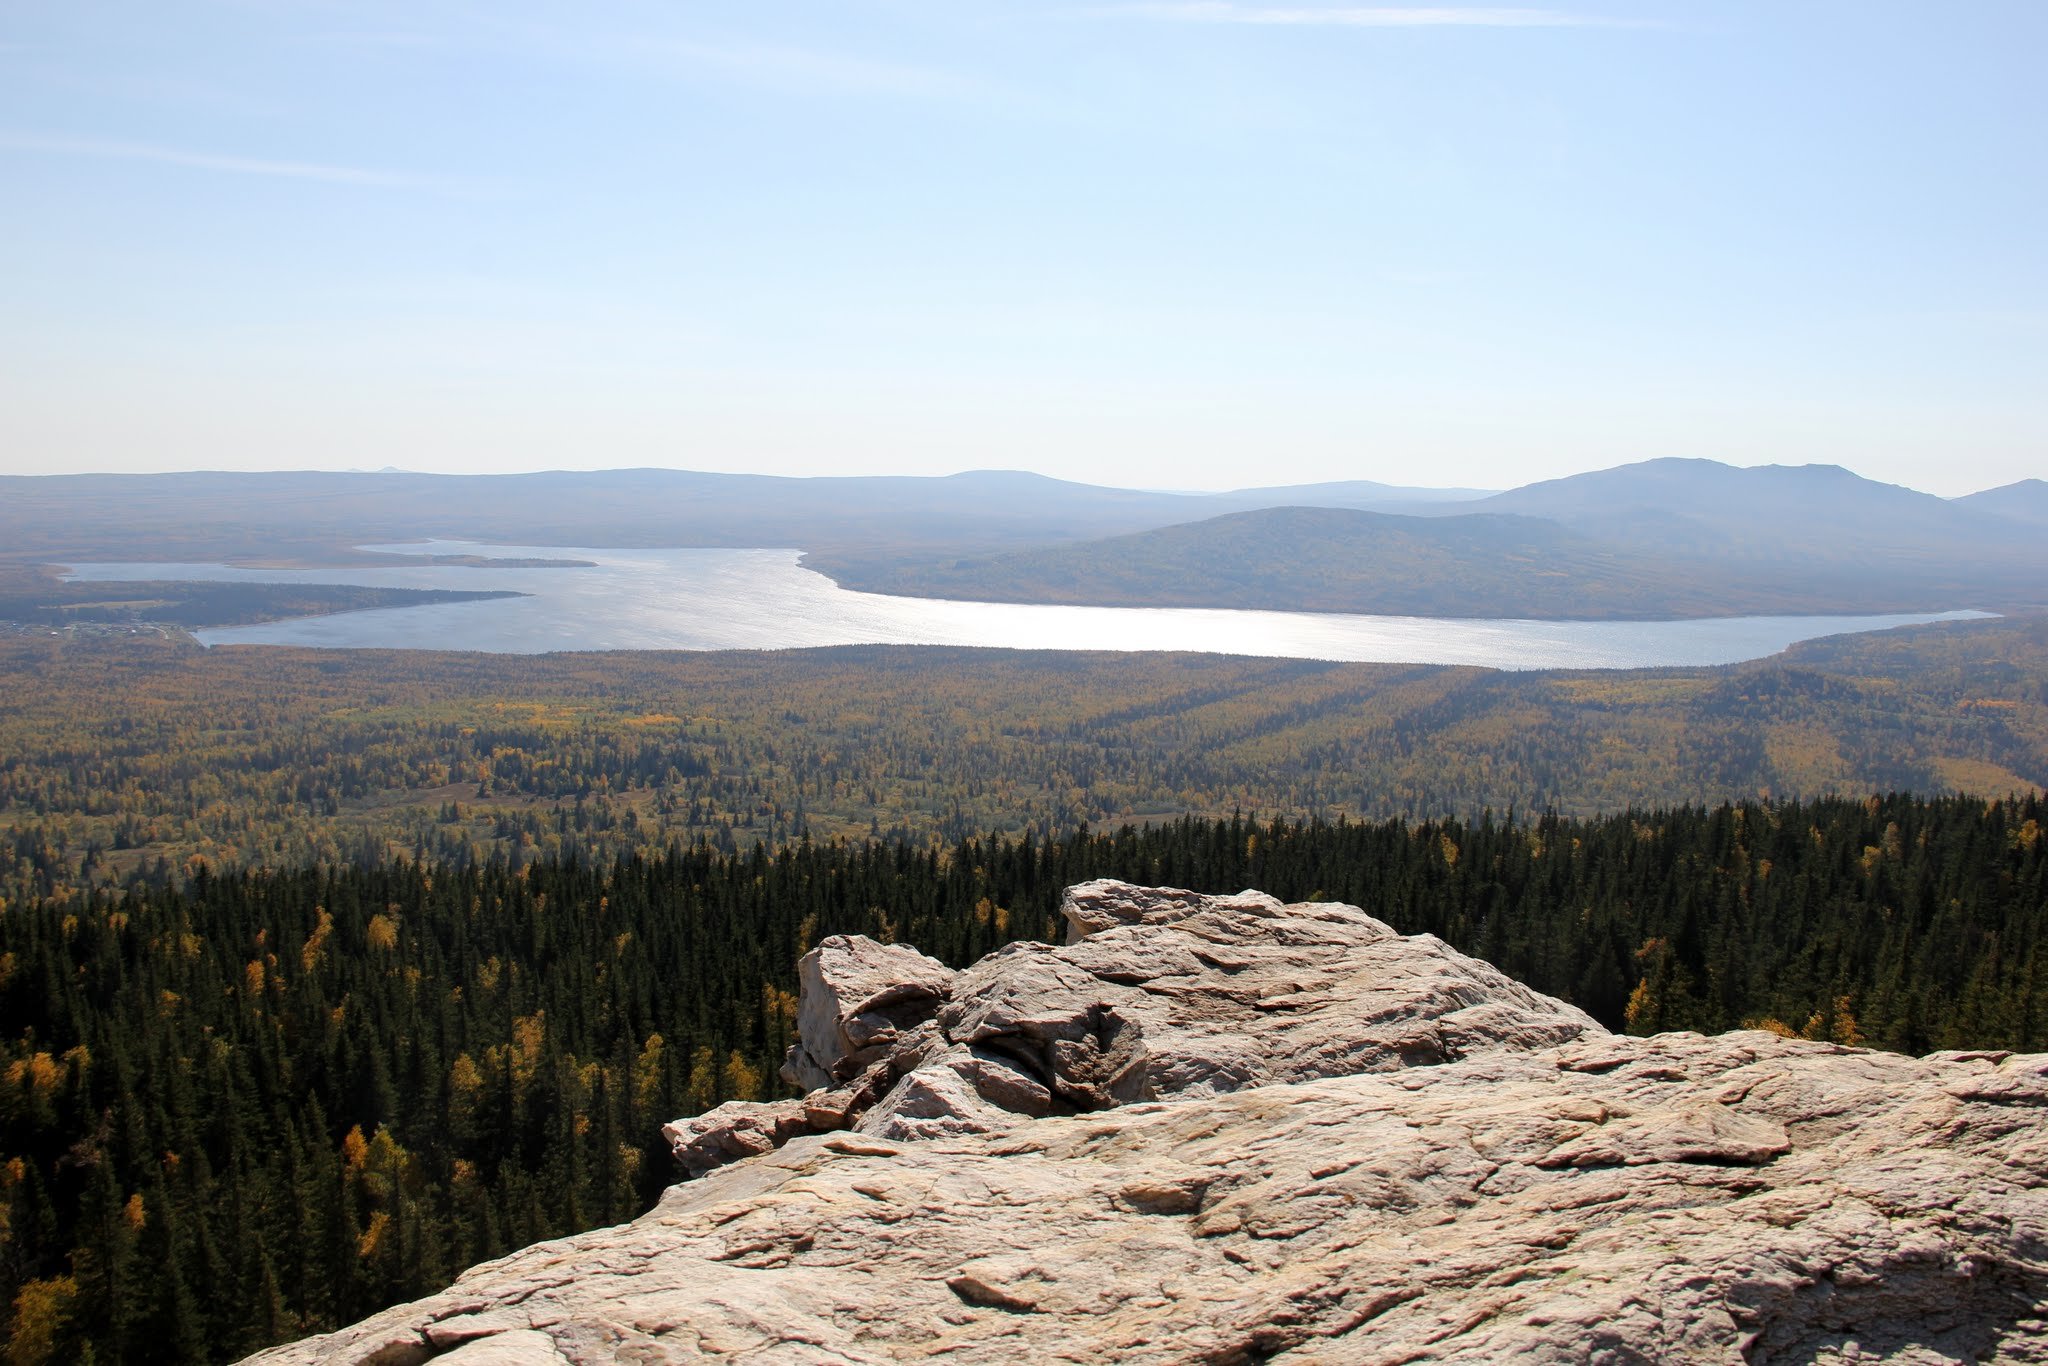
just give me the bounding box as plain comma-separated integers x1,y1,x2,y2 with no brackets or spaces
0,792,2042,1361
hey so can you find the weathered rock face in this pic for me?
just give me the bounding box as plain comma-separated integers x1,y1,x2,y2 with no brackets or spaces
250,882,2048,1365
778,937,957,1095
688,878,1600,1154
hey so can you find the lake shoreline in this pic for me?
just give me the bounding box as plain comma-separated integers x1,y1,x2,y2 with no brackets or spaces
59,541,1994,670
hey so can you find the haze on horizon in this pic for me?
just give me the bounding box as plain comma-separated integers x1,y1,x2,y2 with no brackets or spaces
1,2,2042,498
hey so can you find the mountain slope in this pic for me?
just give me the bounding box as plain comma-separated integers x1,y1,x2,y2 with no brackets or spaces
834,503,2028,618
1472,457,2037,561
1955,477,2048,527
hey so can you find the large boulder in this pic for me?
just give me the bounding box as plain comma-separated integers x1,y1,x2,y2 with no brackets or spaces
779,935,957,1092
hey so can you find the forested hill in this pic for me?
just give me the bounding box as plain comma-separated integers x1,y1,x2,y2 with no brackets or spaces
824,461,2048,617
1,796,2042,1361
825,505,2010,618
826,507,1698,616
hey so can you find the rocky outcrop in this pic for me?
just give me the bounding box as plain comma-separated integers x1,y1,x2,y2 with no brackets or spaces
249,882,2048,1364
673,879,1599,1158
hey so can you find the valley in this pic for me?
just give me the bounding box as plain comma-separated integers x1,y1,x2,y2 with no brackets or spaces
1,461,2044,1363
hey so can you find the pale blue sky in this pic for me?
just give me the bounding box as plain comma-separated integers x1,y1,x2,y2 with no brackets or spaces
2,2,2042,494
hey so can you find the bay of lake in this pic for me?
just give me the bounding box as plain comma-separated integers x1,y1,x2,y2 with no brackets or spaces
61,542,1989,670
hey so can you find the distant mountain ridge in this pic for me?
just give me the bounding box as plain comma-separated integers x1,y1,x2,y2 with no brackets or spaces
1470,457,2036,558
1204,478,1496,507
835,497,2044,619
838,458,2048,618
0,466,1480,567
1954,478,2048,527
3,458,2042,621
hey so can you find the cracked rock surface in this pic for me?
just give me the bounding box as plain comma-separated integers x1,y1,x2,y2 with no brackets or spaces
248,881,2048,1364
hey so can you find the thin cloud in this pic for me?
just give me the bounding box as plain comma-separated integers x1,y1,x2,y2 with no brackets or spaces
0,131,436,188
1109,4,1626,27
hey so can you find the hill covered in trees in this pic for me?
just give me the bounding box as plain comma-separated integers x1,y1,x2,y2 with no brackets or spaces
0,795,2043,1361
829,461,2048,617
829,505,2012,618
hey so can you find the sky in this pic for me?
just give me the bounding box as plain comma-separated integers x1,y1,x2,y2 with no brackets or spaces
1,2,2043,496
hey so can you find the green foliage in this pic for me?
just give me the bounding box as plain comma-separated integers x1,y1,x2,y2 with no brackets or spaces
0,794,2043,1359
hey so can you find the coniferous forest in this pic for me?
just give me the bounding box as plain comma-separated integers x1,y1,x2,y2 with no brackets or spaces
0,795,2043,1361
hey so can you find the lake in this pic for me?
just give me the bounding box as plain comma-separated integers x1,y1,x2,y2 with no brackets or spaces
60,542,1990,670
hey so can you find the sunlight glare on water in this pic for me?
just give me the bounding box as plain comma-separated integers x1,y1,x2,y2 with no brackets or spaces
59,543,1991,670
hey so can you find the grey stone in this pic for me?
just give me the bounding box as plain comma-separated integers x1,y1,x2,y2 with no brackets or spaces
780,935,956,1092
